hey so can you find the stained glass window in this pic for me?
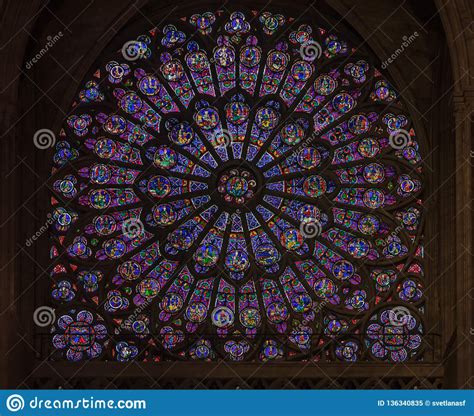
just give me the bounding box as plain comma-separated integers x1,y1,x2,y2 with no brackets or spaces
49,9,425,363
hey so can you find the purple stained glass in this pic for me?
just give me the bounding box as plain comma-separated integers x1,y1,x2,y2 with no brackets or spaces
49,9,425,363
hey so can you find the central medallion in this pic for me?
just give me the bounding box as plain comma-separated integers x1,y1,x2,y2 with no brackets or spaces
217,167,257,205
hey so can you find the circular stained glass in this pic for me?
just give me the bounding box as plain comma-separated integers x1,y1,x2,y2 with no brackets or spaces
218,167,257,205
94,215,116,235
240,308,261,329
266,302,289,324
211,306,234,328
281,123,305,145
152,204,176,226
225,250,250,272
161,293,184,313
51,8,425,363
154,146,177,169
119,261,141,280
303,175,327,197
194,244,219,267
255,244,280,266
358,214,379,235
332,260,355,280
147,175,171,198
297,147,322,169
315,74,337,95
186,302,208,323
225,101,249,124
291,293,312,312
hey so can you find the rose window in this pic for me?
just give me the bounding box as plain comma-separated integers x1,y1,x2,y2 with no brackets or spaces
49,9,426,363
